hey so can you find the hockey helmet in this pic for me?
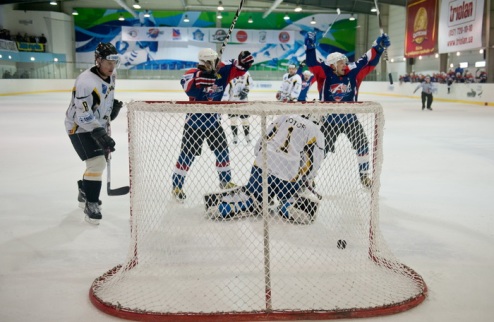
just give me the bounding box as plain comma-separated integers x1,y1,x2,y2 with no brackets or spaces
325,52,348,67
198,48,219,71
95,43,119,61
303,70,312,77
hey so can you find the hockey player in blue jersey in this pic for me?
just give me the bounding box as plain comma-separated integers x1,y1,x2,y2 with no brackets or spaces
305,32,390,188
172,48,254,202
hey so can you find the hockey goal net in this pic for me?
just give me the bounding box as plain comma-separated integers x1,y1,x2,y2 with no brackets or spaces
89,101,427,321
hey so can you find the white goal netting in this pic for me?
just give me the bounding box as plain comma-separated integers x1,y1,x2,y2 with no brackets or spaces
89,101,427,321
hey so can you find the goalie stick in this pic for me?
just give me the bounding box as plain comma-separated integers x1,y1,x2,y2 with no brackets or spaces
217,0,245,62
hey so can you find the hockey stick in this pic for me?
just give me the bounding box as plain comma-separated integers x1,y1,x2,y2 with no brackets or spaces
106,122,130,196
373,0,388,62
217,0,245,62
107,154,130,196
322,8,341,38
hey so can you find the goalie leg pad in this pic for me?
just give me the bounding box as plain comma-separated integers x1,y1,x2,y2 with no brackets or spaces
204,187,258,219
279,196,319,224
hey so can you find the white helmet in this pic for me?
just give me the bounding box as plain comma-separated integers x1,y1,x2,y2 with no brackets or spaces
303,70,312,77
198,48,218,70
325,52,348,67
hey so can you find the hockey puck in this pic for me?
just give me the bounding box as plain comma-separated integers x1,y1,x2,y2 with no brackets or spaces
337,239,347,249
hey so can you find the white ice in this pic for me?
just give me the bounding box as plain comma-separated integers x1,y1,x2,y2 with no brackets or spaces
0,89,493,322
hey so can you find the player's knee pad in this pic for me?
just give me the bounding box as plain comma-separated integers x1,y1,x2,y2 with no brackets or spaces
84,155,106,181
278,195,319,224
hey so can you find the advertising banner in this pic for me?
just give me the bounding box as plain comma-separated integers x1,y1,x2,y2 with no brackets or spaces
405,0,439,57
438,0,484,53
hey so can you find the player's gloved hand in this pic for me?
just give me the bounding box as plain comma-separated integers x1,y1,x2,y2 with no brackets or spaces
305,32,316,50
373,33,391,50
239,88,249,100
299,60,306,68
276,91,282,101
237,51,254,70
91,127,115,152
195,70,216,87
110,99,123,121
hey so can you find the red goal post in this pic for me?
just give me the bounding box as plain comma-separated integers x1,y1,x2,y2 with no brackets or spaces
89,100,427,321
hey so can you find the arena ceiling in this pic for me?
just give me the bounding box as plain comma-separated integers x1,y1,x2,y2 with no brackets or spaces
1,0,406,17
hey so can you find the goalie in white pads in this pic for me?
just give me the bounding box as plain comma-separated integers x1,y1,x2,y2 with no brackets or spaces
205,114,325,224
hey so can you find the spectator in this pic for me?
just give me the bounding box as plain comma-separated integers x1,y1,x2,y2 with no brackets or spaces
413,76,436,111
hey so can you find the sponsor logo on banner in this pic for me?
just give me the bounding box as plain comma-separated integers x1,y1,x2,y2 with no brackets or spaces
236,30,248,42
172,29,182,40
279,31,290,43
192,29,205,41
127,29,138,39
212,29,228,42
147,28,162,39
413,7,428,44
259,31,267,43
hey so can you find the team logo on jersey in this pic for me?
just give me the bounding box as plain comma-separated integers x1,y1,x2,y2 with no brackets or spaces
102,84,108,94
330,83,351,102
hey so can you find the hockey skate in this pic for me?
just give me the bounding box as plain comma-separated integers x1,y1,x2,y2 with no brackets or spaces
219,181,237,190
77,180,102,210
204,187,258,220
84,201,102,225
172,187,186,203
359,173,373,188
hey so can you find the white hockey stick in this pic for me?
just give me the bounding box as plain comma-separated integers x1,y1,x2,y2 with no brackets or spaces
322,8,341,37
217,0,245,62
373,0,388,62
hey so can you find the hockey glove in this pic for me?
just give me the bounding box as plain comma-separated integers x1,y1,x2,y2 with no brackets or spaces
195,70,216,88
299,60,306,68
237,51,254,70
276,91,282,101
91,127,115,152
305,32,316,50
373,33,391,50
239,89,249,100
110,99,123,121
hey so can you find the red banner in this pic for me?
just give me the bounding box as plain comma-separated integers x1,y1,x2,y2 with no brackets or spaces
405,0,439,58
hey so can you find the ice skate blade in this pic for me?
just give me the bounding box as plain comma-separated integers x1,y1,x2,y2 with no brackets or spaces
85,215,101,225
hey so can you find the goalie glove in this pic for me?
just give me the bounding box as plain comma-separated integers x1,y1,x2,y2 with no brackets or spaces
110,99,123,121
195,70,216,88
91,127,115,152
236,51,254,70
239,88,249,100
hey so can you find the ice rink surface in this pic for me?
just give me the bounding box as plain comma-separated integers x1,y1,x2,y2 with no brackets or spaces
0,89,493,322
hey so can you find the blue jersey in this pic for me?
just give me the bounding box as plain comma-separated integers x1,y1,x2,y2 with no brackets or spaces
180,60,248,128
307,46,383,123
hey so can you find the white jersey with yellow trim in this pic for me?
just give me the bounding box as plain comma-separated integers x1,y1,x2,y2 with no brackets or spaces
279,73,302,101
64,66,116,135
222,71,253,102
254,114,325,182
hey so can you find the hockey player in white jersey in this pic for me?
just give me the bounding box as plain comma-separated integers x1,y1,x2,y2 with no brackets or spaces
205,114,325,224
276,64,302,102
64,42,123,225
222,71,253,144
